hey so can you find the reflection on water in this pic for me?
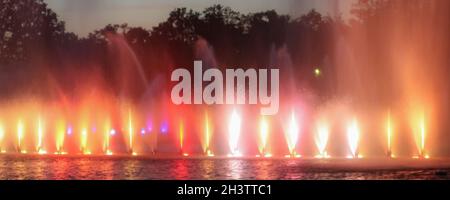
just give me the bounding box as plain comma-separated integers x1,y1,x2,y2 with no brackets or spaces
0,155,449,180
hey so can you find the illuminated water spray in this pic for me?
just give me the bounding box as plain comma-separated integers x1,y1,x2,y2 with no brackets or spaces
17,120,25,153
128,110,135,155
104,120,113,155
179,121,187,156
228,110,241,157
386,111,393,158
285,112,299,157
0,124,4,153
81,128,90,154
420,117,426,157
55,120,65,154
37,117,42,151
103,127,108,153
416,114,429,159
128,110,134,154
37,116,46,154
204,113,213,156
258,117,271,157
347,119,360,158
315,122,329,158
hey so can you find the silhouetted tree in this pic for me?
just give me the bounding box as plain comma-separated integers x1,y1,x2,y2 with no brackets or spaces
0,0,70,64
241,10,290,67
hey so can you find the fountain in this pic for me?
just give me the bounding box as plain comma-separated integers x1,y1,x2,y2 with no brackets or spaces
413,113,429,159
55,119,66,154
347,119,360,159
36,116,43,153
285,112,300,157
386,111,393,158
0,22,445,159
315,121,329,158
127,109,134,154
179,120,185,155
17,120,24,153
81,129,89,154
0,124,4,153
203,112,213,157
258,117,269,157
228,110,241,157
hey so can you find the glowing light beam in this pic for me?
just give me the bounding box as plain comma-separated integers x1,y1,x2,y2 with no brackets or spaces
37,116,43,152
56,120,65,153
315,121,329,158
17,120,24,152
286,112,299,156
0,124,4,152
204,112,212,155
387,111,393,157
128,110,133,153
81,129,88,154
179,121,184,152
259,117,269,155
347,118,360,158
228,110,241,157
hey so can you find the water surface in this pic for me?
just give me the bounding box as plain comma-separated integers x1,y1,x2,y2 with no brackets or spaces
0,155,449,180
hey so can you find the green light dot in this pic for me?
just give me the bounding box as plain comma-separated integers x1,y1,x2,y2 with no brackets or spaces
314,68,321,77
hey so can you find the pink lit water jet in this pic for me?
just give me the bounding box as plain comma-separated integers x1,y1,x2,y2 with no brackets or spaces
285,112,299,157
228,110,241,157
314,121,329,158
258,117,269,156
203,112,213,156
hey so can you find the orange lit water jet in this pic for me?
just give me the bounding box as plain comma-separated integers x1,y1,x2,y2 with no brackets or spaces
17,120,24,153
410,111,429,159
103,119,111,155
37,116,43,152
416,114,428,159
179,121,184,153
203,112,213,156
347,119,360,159
0,124,4,152
128,109,134,154
386,111,393,158
81,128,88,154
55,119,65,153
420,117,425,157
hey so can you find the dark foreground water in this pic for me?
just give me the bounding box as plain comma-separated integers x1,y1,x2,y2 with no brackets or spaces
0,155,449,180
